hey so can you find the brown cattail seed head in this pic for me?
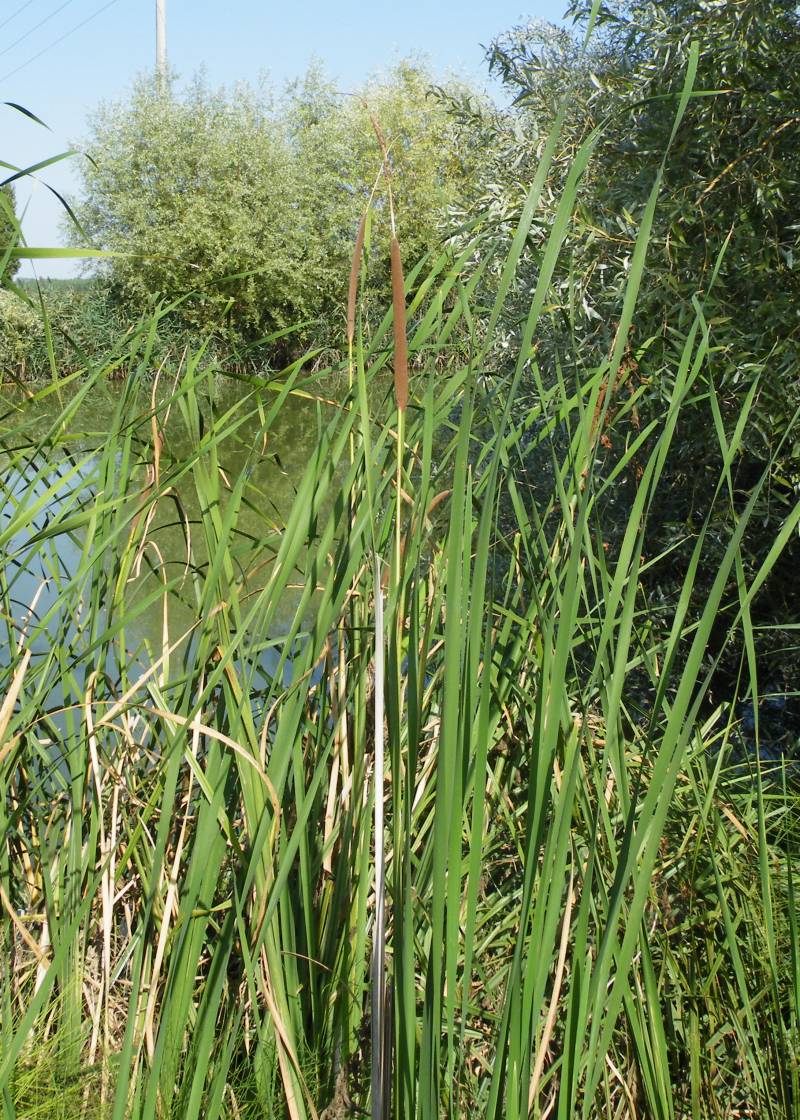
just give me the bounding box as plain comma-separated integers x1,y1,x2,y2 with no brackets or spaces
391,236,408,412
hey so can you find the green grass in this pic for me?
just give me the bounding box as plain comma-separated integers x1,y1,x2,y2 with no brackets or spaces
2,43,800,1120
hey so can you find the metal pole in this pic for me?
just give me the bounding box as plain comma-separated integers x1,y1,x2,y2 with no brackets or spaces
156,0,166,80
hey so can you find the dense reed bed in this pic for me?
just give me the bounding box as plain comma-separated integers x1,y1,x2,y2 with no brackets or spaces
2,51,800,1120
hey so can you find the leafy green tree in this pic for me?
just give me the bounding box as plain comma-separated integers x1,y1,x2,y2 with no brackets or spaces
284,62,483,325
0,184,21,286
475,1,800,463
72,75,306,344
72,65,483,352
572,0,800,457
455,1,800,690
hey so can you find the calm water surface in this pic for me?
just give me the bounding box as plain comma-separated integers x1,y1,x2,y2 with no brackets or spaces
0,378,330,677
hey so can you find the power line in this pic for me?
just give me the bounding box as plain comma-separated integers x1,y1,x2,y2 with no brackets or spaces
0,1,37,34
0,0,126,84
0,0,80,60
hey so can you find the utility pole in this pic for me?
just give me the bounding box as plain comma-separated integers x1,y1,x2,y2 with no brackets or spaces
156,0,167,82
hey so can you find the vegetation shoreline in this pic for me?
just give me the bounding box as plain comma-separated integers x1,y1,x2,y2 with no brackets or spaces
2,2,800,1116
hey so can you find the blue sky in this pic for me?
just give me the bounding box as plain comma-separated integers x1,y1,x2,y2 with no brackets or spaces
3,0,563,277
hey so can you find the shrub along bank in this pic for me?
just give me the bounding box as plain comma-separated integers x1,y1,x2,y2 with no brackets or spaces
70,63,482,358
444,0,800,742
2,63,484,380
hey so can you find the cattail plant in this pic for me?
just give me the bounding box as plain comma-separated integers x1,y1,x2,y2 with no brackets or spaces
3,43,800,1120
357,105,411,1120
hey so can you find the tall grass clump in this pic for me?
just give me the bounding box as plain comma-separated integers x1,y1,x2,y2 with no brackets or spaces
2,42,800,1120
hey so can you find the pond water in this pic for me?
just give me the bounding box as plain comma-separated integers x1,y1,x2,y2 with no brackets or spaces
0,378,331,682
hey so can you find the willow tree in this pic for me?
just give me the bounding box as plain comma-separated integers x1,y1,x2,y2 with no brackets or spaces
452,0,800,693
72,65,484,352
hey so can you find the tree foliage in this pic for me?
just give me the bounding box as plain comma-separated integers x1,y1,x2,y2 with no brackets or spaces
574,0,800,458
474,0,800,457
73,65,483,352
451,0,800,691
